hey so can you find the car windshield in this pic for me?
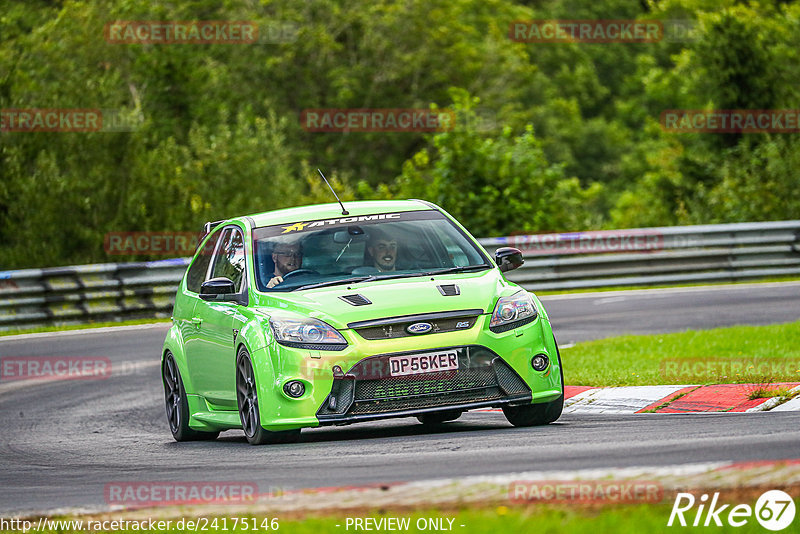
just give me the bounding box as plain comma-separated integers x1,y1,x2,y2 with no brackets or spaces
252,209,490,292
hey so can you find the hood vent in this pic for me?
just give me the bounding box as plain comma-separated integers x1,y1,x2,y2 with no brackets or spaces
339,294,372,306
437,284,460,296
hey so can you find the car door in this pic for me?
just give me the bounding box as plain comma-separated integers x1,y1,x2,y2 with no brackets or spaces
186,226,247,409
176,228,222,377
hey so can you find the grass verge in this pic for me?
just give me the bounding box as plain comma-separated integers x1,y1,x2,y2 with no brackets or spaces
561,320,800,387
533,274,800,296
17,502,795,534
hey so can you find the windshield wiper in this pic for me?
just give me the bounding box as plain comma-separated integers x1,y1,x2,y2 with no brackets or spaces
293,265,491,290
421,264,492,276
294,276,376,291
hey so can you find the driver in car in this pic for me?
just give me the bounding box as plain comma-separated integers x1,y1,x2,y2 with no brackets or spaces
267,242,303,288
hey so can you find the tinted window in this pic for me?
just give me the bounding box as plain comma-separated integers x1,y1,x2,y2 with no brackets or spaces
210,228,246,291
186,230,222,293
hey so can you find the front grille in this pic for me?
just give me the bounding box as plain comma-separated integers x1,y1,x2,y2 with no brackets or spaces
355,367,496,400
350,309,483,340
354,316,479,340
316,346,530,420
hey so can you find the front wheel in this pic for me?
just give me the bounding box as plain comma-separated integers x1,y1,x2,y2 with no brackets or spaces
163,351,219,442
502,396,563,427
236,347,301,445
503,343,564,427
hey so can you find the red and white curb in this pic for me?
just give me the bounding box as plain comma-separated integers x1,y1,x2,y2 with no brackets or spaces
772,394,800,411
561,383,800,414
564,385,688,414
479,383,800,414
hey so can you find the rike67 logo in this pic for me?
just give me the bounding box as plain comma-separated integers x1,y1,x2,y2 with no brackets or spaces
668,490,796,531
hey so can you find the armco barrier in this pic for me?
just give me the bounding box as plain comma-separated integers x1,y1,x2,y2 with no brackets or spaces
0,221,798,331
478,220,800,291
0,259,189,332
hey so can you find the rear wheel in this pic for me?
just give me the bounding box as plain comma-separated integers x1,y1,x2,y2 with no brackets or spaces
417,409,462,425
236,347,301,445
163,351,219,442
503,342,564,427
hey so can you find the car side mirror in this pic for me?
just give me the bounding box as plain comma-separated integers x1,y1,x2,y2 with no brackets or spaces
199,277,237,301
495,247,524,273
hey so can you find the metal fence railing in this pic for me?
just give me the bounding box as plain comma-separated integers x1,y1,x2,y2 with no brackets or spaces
0,259,189,332
1,221,798,331
479,220,800,291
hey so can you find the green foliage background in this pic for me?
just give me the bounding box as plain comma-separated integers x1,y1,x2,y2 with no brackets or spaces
1,0,798,268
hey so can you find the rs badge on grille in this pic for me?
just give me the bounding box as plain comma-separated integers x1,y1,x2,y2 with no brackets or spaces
406,322,433,335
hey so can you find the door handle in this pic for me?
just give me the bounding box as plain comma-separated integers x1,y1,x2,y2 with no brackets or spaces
190,317,202,328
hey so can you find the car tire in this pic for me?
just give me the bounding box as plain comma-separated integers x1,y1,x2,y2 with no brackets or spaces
236,346,301,445
163,351,220,442
416,409,462,425
502,341,564,427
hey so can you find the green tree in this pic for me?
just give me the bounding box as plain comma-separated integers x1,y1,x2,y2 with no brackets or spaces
393,92,603,237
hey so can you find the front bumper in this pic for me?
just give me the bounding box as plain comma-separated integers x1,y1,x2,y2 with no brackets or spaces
252,313,562,431
316,346,532,425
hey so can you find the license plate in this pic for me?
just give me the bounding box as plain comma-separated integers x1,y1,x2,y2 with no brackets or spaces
389,351,459,377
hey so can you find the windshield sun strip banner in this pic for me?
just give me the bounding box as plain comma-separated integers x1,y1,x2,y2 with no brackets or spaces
252,210,443,239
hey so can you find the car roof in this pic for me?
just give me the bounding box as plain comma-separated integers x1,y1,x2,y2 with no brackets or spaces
232,199,438,228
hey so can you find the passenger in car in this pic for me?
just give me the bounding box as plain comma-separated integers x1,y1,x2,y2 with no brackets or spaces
364,229,398,272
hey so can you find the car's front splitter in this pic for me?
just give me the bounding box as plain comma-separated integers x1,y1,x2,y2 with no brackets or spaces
314,345,535,425
315,393,533,426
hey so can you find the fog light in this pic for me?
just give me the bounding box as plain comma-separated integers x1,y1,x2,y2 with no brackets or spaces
283,380,305,398
531,354,549,372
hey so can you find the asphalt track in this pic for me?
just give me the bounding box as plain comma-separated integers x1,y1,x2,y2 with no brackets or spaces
1,281,799,515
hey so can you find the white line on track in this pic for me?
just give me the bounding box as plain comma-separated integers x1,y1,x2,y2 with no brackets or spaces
538,280,800,301
0,322,171,343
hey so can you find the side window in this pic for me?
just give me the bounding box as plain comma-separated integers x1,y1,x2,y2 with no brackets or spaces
186,231,222,293
210,228,246,291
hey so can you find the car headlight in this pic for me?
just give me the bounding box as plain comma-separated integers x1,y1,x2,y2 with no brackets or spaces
269,315,347,351
489,291,538,333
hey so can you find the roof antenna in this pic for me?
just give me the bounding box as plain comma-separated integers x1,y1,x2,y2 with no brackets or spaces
317,168,349,215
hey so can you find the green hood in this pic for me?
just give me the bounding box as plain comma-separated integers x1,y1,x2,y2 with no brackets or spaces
250,269,518,329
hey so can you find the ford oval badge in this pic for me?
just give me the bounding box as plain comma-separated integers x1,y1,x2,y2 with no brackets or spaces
406,322,433,335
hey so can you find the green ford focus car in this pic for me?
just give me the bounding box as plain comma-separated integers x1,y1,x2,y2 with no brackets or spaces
162,200,563,444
